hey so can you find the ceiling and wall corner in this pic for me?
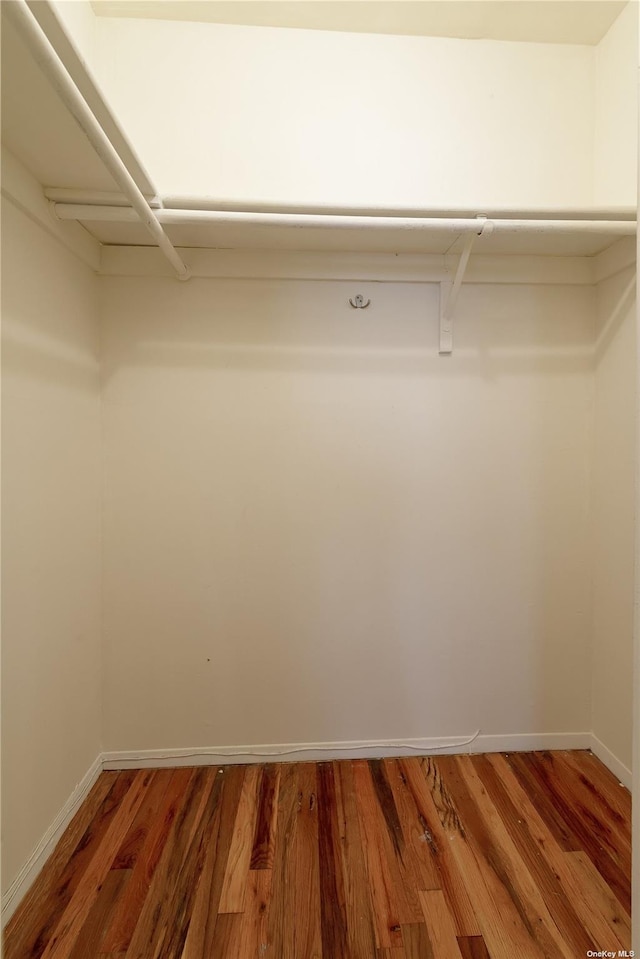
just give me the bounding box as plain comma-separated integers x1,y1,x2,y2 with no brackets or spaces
89,0,626,46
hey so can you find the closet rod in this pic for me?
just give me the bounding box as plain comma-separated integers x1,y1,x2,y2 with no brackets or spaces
5,0,190,280
51,205,636,236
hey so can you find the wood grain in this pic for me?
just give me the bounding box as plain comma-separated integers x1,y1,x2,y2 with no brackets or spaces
419,889,463,959
400,757,481,938
40,770,152,959
5,771,133,959
486,752,630,951
4,750,630,959
100,767,196,954
218,765,260,913
250,763,279,870
179,765,245,959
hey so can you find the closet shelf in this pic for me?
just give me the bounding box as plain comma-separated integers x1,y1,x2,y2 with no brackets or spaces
6,0,637,267
49,199,636,259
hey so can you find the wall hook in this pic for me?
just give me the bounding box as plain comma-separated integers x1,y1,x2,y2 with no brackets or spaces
349,295,371,309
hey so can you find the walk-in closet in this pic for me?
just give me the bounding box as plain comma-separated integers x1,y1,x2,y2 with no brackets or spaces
1,1,638,956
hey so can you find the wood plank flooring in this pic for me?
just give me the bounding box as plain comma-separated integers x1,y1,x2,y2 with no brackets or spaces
4,750,631,959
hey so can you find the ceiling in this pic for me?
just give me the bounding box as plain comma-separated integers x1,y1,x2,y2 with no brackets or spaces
90,1,627,46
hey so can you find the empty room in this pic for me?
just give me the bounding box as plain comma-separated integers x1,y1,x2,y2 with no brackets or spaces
1,0,638,956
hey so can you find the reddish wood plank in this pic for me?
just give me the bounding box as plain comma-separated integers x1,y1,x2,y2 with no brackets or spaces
111,770,173,869
179,765,246,959
292,763,322,959
68,869,130,959
551,751,631,860
250,764,280,870
449,756,574,959
507,753,583,851
5,771,134,959
121,767,215,959
521,752,631,913
402,922,435,959
471,753,595,956
40,770,153,959
456,936,491,959
369,759,406,858
211,870,272,959
317,761,349,958
562,750,631,824
352,760,407,948
101,767,197,954
264,763,299,959
383,758,441,893
154,770,226,959
334,760,378,959
487,753,629,952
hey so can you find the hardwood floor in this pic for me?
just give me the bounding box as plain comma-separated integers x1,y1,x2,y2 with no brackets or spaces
4,750,631,959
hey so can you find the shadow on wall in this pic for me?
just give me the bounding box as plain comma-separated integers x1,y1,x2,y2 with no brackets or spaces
99,276,596,751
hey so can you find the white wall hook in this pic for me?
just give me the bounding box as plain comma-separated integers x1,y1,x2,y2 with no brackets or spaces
349,295,371,309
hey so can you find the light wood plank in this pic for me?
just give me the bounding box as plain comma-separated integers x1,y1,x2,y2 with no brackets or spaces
428,756,547,959
471,753,594,956
565,851,631,947
334,760,378,959
487,753,630,952
399,758,481,938
352,759,406,949
383,758,441,893
419,889,464,959
218,765,261,913
451,756,575,959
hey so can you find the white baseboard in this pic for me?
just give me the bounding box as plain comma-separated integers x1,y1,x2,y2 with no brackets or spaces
101,731,592,770
589,733,633,790
1,755,103,927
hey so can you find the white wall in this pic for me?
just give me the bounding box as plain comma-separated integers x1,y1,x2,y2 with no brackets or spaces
1,198,102,895
591,264,637,775
93,17,594,209
100,275,595,753
594,1,638,208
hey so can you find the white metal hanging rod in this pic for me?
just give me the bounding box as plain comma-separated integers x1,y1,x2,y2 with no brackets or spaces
49,205,636,236
5,0,189,280
45,188,163,209
159,197,639,221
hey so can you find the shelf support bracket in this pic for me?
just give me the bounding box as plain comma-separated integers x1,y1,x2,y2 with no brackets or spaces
439,216,488,355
